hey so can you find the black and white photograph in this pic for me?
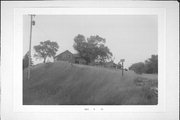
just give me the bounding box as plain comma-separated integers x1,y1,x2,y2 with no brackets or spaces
23,15,158,105
1,1,179,120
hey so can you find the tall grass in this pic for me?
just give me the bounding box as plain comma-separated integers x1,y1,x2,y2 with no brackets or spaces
23,61,158,105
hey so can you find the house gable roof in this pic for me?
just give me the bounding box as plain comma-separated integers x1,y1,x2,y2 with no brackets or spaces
55,50,73,58
55,50,85,60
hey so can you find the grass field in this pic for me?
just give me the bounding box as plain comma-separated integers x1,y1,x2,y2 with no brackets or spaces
23,61,158,105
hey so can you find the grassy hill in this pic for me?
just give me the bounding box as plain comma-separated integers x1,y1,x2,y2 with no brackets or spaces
23,61,158,105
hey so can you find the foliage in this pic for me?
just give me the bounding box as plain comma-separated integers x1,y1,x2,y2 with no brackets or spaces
144,55,158,74
23,51,33,69
129,55,158,74
73,34,112,64
129,62,145,74
34,40,59,63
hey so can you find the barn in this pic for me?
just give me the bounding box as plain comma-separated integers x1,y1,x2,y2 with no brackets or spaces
54,50,74,63
55,50,86,65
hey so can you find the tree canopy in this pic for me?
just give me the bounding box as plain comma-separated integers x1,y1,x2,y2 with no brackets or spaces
145,55,158,74
34,40,59,63
129,55,158,74
129,62,145,74
73,34,112,64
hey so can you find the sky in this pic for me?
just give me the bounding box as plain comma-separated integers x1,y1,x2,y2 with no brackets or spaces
23,15,157,68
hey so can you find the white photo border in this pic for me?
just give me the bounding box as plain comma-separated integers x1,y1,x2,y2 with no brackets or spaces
13,7,166,113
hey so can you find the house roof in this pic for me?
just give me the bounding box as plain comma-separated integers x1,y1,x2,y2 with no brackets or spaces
55,50,73,58
55,50,81,58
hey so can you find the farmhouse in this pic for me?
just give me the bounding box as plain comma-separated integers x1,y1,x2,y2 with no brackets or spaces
55,50,74,63
55,50,86,64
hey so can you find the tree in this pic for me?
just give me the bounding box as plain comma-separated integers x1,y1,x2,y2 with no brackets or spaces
23,51,33,69
129,62,145,74
34,40,59,63
73,34,112,64
144,55,158,74
129,54,158,74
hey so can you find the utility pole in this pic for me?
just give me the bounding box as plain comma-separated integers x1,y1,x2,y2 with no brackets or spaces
28,14,35,80
120,59,125,76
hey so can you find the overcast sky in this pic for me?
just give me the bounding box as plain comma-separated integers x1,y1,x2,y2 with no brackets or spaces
23,15,157,68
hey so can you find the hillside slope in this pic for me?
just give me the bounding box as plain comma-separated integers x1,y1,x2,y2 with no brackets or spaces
23,61,157,105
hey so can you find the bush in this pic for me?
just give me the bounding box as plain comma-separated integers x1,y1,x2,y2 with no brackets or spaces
129,55,158,74
129,62,145,74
